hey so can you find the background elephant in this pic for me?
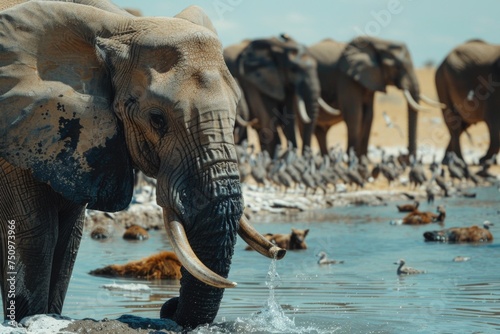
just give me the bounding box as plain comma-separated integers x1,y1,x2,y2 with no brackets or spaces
308,36,441,157
224,34,337,156
435,39,500,164
0,1,283,329
223,40,253,145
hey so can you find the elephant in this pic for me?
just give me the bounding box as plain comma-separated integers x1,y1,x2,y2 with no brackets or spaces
435,39,500,165
223,40,253,145
224,34,339,157
0,0,285,329
307,36,443,157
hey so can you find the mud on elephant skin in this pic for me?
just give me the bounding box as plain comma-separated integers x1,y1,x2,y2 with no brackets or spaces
435,39,500,165
225,34,336,156
0,0,285,329
307,36,443,157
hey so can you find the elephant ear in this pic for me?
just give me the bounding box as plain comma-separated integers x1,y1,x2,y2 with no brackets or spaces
237,40,286,101
174,5,217,34
0,2,134,211
339,37,386,92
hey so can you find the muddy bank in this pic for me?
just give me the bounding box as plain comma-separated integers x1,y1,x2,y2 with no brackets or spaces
63,315,181,333
85,182,445,232
1,314,181,333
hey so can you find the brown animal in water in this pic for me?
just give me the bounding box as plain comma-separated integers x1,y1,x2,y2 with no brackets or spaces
391,205,446,225
265,228,309,250
123,225,149,240
245,228,309,250
397,200,419,212
423,221,494,243
90,226,112,240
89,251,182,279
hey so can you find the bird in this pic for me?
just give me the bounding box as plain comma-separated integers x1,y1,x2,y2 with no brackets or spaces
394,259,425,275
397,200,419,212
316,251,344,265
346,154,365,189
382,111,404,138
429,154,439,173
476,154,497,180
250,152,268,189
426,184,436,204
408,155,427,189
432,168,450,197
423,221,494,243
446,152,465,185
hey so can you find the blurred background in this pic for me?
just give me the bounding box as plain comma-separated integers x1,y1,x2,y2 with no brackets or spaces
113,0,500,68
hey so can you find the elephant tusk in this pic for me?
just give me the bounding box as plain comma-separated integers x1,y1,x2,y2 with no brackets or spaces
236,114,258,127
165,219,237,288
318,97,341,116
420,94,447,109
238,215,286,260
403,89,431,112
296,95,311,124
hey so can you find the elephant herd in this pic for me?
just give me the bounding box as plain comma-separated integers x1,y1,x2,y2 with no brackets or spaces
226,35,500,165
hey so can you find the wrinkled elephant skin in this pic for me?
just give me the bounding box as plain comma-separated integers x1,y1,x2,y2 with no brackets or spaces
0,1,246,329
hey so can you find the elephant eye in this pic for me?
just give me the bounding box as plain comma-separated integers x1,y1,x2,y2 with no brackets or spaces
149,110,167,134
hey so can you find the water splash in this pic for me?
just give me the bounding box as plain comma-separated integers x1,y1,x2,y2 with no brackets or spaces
193,257,337,334
244,256,297,332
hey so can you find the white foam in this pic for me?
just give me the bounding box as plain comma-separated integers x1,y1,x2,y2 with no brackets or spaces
0,314,73,334
101,282,151,292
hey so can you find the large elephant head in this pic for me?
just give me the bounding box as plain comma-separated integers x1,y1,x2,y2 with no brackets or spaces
339,36,439,155
0,1,284,329
234,34,324,154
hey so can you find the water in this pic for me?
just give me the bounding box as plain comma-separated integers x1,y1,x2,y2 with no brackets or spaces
12,187,500,333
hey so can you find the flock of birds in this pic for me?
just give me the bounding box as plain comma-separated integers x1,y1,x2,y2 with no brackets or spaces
235,141,498,276
236,141,499,200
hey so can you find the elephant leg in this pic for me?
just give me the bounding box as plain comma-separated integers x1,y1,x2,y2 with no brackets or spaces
342,102,363,156
481,115,500,164
0,159,84,320
315,126,329,155
258,127,279,157
359,102,374,157
0,160,57,320
442,108,468,163
283,92,297,148
48,202,85,314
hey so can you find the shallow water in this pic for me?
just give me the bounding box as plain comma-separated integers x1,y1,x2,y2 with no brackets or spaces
14,187,500,333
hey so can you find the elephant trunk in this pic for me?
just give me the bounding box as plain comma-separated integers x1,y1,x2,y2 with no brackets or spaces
157,137,244,328
161,201,240,328
298,73,321,151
